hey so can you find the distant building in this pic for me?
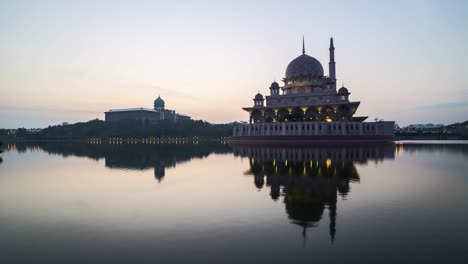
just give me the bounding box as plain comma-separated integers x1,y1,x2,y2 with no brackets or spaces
406,123,444,130
105,96,190,123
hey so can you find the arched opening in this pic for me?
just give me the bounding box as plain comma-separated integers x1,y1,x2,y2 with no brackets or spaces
251,109,263,124
321,106,334,122
290,107,304,122
264,109,276,123
336,105,352,121
277,108,289,122
305,107,320,121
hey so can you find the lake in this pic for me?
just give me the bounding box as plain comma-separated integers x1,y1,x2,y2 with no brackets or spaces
0,141,467,263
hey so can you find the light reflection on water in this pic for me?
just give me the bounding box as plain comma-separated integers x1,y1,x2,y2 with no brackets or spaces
0,141,467,263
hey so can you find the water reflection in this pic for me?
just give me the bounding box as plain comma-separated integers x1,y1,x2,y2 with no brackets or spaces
1,141,468,263
233,143,395,242
2,141,468,263
3,141,467,238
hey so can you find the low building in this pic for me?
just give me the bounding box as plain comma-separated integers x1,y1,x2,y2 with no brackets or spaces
105,96,190,123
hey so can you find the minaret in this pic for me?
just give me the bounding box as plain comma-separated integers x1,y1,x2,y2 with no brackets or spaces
329,37,336,89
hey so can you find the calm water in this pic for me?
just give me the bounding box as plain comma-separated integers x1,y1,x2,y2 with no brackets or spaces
1,141,467,263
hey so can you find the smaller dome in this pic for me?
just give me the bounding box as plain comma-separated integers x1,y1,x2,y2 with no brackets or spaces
255,93,264,100
154,96,165,108
338,87,349,95
270,81,280,89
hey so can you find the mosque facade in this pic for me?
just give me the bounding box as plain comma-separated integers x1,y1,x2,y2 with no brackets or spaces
229,38,394,142
105,96,190,123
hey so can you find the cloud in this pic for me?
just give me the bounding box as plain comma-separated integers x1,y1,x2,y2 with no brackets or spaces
388,100,468,114
412,101,468,110
147,85,198,100
384,99,468,126
0,106,101,115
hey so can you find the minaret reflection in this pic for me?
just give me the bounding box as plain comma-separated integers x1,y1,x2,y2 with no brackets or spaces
234,143,395,242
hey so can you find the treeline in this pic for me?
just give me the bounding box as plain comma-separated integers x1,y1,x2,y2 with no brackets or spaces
447,120,468,128
0,119,235,141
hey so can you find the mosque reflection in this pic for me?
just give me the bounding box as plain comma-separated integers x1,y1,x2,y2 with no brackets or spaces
233,143,395,242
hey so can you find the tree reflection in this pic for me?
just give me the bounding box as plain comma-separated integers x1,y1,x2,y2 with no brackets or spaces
233,143,395,242
0,141,3,165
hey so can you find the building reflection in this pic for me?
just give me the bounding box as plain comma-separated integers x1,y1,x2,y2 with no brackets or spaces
233,143,395,242
7,142,231,182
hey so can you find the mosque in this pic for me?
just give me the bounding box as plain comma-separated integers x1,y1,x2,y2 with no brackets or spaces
229,38,394,142
105,96,190,123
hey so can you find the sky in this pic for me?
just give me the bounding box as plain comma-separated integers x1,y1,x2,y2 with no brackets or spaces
0,0,467,128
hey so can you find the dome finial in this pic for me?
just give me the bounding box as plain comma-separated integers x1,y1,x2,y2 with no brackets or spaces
302,35,305,54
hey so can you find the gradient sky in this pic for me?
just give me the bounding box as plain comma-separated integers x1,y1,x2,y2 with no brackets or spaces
1,0,467,128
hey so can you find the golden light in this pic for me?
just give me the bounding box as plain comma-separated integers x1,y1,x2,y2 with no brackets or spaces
325,117,332,122
326,158,332,168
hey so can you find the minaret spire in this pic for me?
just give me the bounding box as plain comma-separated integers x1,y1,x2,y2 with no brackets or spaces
302,35,305,54
329,37,336,89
